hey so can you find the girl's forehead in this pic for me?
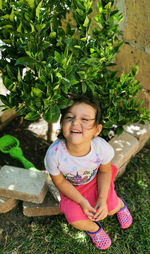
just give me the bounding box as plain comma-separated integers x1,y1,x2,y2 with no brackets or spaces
68,102,96,115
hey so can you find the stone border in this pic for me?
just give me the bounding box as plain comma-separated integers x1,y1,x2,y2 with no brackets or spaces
110,123,150,177
0,109,17,130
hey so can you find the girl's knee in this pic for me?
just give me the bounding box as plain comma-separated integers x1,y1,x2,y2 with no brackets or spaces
108,198,124,216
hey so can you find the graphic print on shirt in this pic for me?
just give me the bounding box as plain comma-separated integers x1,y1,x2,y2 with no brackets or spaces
65,167,99,185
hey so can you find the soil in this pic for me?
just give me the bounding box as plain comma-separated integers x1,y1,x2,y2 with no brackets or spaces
0,117,51,170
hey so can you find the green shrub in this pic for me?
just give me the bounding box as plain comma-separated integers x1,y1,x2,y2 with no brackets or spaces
0,0,149,139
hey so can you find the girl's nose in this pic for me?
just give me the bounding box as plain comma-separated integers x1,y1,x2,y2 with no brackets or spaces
72,117,80,126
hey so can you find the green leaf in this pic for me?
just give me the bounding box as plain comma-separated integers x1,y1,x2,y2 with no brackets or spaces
86,80,95,93
82,82,87,93
15,57,37,66
25,111,40,120
118,112,124,121
49,32,56,38
6,65,14,78
43,104,60,122
83,16,89,27
35,24,46,31
24,111,40,120
62,78,70,86
73,0,85,11
58,97,68,109
3,76,12,89
54,51,62,63
17,68,22,82
26,0,35,9
0,0,2,10
1,14,10,20
36,0,43,20
0,95,10,107
97,2,103,13
17,22,22,33
2,25,13,29
31,87,44,97
105,2,111,10
30,23,35,33
70,80,79,85
17,106,27,116
10,9,15,22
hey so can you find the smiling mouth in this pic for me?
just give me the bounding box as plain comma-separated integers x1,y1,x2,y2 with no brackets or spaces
71,129,82,134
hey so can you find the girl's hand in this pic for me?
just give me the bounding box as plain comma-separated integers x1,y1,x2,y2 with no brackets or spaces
93,200,108,221
80,199,96,219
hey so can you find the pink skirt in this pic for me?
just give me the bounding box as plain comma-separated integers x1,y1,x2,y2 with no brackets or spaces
59,165,119,224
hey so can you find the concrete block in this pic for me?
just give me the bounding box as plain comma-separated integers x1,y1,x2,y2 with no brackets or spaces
0,165,48,203
23,192,60,217
116,161,130,179
0,196,18,213
109,132,139,168
0,109,16,123
0,110,17,130
124,123,150,152
46,175,60,202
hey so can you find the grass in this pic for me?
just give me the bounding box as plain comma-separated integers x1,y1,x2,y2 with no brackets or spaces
0,140,150,254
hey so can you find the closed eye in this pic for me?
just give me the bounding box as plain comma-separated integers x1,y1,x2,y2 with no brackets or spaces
64,116,74,121
82,118,89,122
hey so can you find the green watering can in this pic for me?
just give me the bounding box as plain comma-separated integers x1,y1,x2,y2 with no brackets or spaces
0,134,39,171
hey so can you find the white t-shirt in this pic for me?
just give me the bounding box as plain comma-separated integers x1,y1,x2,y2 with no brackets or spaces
44,137,114,186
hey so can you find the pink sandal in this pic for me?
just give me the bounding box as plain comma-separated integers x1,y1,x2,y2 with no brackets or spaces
86,222,111,250
117,199,133,229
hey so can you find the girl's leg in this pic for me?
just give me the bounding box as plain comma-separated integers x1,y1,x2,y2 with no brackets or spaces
108,197,133,229
71,219,99,232
71,219,111,250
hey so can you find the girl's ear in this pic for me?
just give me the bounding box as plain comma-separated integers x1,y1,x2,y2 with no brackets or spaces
95,124,102,136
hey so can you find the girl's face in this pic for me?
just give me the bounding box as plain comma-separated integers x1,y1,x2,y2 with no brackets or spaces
62,102,102,149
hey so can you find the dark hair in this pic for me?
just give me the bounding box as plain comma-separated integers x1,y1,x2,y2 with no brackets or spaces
57,94,101,139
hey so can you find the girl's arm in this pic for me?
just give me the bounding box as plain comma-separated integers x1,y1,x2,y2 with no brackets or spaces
92,162,112,221
50,173,96,218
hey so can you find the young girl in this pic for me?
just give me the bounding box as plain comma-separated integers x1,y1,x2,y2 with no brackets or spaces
44,95,132,250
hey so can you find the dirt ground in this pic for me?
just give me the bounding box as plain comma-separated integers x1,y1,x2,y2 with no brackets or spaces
0,117,51,171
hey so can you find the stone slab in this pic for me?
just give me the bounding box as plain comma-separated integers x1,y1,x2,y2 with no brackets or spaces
124,123,150,141
0,109,16,123
0,165,48,203
0,110,17,130
46,175,60,202
109,131,139,168
23,192,60,217
124,123,150,152
0,196,18,213
116,161,130,179
124,123,150,143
